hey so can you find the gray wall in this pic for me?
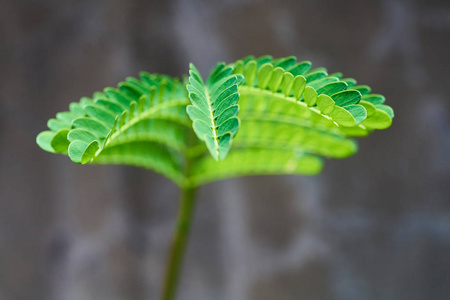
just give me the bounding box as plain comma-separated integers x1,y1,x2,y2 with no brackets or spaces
1,0,450,299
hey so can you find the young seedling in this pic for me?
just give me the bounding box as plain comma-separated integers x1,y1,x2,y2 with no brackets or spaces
37,55,394,300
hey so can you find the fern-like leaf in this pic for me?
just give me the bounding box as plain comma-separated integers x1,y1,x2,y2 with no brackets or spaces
186,63,243,161
190,148,323,186
37,73,191,186
37,55,394,187
184,55,394,185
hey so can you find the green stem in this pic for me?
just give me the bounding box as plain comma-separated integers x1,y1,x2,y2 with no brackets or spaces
161,186,197,300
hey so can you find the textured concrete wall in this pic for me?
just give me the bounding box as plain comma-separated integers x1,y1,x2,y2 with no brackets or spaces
1,0,450,299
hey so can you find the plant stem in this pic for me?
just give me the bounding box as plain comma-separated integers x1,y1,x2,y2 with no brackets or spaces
161,186,197,300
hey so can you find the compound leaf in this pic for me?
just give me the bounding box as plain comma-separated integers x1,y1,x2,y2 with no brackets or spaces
37,72,190,186
186,63,242,160
37,55,394,187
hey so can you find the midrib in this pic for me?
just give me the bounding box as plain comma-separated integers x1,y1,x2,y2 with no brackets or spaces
204,86,219,158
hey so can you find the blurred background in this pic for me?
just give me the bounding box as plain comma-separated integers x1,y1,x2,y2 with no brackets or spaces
1,0,450,299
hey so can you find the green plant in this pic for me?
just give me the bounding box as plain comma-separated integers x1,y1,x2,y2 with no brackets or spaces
36,55,394,300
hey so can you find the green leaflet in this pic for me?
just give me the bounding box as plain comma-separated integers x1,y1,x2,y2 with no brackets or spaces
316,94,335,115
255,55,273,67
96,99,125,115
362,94,385,105
36,131,56,153
316,81,348,96
68,129,98,144
353,85,371,95
47,118,70,131
341,78,357,87
56,112,79,123
273,56,297,69
292,75,306,99
281,73,294,96
51,129,71,153
329,72,343,79
306,76,339,90
186,63,243,161
243,60,257,87
68,140,100,164
359,100,376,117
305,70,327,82
376,104,394,118
361,109,392,129
256,63,274,89
287,61,311,76
85,105,116,127
69,102,85,115
331,105,367,127
36,55,394,187
72,118,110,138
303,87,318,107
331,90,361,107
269,67,285,92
